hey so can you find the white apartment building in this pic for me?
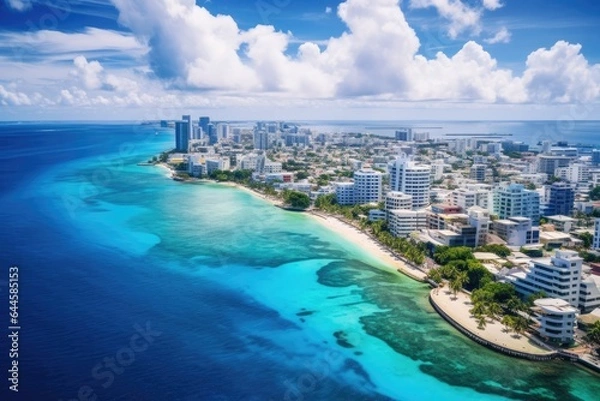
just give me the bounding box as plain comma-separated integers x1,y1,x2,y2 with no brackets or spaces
388,154,431,210
451,186,493,212
493,183,540,224
504,250,583,308
430,160,445,181
493,217,539,247
468,206,490,247
205,158,231,175
388,209,427,238
263,162,282,174
353,169,383,204
239,153,264,172
385,191,413,213
532,298,577,343
555,163,590,184
334,182,355,206
580,275,600,313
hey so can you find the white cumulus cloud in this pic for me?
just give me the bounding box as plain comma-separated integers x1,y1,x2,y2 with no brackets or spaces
409,0,482,38
484,27,511,44
482,0,503,10
522,41,600,103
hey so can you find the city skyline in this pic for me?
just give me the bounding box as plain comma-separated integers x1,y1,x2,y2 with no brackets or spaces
1,0,599,120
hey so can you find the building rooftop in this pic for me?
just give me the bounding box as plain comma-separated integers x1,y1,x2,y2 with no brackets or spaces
539,232,571,240
534,298,578,314
473,252,502,261
547,215,576,223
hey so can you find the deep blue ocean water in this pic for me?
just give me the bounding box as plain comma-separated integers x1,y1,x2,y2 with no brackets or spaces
1,122,600,401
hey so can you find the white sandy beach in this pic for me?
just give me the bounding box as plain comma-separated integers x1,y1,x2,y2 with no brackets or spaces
308,213,428,282
431,289,554,356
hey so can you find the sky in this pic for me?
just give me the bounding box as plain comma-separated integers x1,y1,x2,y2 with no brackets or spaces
0,0,599,121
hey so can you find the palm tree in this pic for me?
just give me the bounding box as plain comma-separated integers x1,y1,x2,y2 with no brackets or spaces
449,273,468,300
501,315,514,334
512,316,529,338
487,302,503,321
470,302,487,318
476,314,487,330
586,321,600,345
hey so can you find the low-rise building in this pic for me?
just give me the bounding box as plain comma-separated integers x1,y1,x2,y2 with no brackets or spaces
493,217,540,247
532,298,577,344
388,209,427,238
546,215,576,233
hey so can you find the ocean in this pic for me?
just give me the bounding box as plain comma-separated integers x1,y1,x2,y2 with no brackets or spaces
0,122,599,401
298,120,600,147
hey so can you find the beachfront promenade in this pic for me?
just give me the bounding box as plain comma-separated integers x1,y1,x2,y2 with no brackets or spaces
430,289,556,360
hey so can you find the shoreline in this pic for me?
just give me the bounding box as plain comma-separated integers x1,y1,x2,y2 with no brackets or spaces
158,169,599,369
307,212,428,282
429,288,556,359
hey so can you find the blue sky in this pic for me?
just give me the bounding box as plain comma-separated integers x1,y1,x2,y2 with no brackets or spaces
0,0,599,120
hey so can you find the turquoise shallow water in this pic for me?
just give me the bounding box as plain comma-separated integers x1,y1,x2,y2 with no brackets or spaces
1,123,599,400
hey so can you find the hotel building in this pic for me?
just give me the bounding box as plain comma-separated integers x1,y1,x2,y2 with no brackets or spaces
388,154,431,210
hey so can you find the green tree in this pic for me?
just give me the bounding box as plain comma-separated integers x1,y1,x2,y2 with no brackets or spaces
501,315,514,333
512,316,529,337
590,186,600,201
586,321,600,345
476,314,487,330
580,232,594,249
283,190,311,209
449,272,469,299
486,302,503,320
295,171,309,180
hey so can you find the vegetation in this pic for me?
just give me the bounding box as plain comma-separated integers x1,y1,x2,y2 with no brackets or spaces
474,244,512,257
207,169,254,183
590,185,600,201
586,321,600,345
313,199,428,266
282,190,311,209
580,251,600,264
579,232,594,249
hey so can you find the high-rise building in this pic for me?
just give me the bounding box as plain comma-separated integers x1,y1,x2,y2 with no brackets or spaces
216,123,229,140
334,182,355,206
493,183,540,225
592,150,600,166
385,191,413,214
388,154,431,209
253,130,269,150
542,182,575,217
395,128,413,141
353,168,383,204
175,120,190,152
199,117,210,135
182,115,192,139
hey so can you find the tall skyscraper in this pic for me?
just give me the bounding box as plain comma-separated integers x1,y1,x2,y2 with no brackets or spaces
182,115,192,140
199,116,210,136
254,130,269,150
388,154,431,209
175,120,190,152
